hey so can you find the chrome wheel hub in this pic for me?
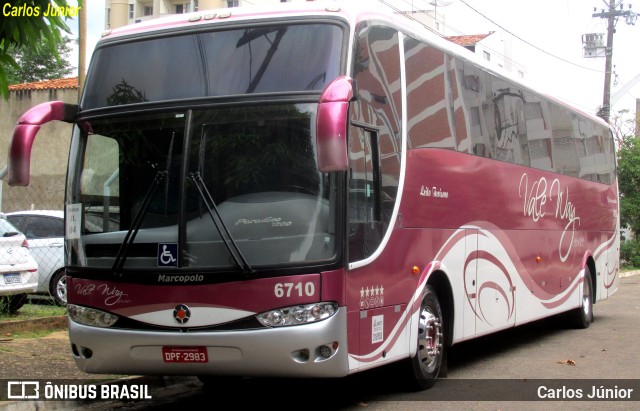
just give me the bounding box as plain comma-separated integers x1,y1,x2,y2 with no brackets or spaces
417,307,443,372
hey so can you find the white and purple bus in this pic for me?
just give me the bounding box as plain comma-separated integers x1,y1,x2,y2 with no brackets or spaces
5,2,619,390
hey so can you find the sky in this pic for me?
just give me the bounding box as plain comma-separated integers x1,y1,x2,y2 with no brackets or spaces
65,0,639,119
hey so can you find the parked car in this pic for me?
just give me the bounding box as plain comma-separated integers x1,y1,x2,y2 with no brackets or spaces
5,210,66,306
0,213,38,313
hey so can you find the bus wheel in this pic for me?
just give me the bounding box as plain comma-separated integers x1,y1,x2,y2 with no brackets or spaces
570,269,594,329
409,284,444,390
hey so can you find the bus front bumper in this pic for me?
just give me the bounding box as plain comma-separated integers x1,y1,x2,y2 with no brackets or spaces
68,308,350,378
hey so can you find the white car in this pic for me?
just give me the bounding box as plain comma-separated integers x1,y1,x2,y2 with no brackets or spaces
0,214,38,313
5,210,66,306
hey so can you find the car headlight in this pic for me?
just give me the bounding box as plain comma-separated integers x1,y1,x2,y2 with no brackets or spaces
257,302,338,327
68,304,118,328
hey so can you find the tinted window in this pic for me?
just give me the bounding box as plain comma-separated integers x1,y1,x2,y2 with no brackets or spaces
82,23,344,109
453,57,615,184
5,215,28,233
6,215,64,239
26,216,65,239
405,36,457,150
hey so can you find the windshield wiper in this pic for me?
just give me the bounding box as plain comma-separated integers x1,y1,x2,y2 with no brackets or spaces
112,170,167,275
190,172,254,275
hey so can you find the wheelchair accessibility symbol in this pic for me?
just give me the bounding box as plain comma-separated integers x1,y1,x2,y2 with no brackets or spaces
158,243,178,267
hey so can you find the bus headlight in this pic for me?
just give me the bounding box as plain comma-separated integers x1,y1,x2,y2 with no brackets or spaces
68,304,118,328
257,302,338,327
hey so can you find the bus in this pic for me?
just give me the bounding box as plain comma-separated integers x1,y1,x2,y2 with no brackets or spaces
5,1,619,390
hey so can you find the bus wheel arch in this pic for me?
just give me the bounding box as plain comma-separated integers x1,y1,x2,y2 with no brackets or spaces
568,259,596,329
427,270,454,353
586,256,597,304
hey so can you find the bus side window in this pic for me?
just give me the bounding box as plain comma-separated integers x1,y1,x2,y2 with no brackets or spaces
348,125,383,262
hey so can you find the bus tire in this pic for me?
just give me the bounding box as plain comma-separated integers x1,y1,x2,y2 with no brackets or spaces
408,284,444,390
570,269,594,329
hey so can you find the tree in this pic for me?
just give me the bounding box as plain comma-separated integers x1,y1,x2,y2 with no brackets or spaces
0,0,80,99
617,135,640,237
609,109,636,146
4,36,74,84
616,114,640,267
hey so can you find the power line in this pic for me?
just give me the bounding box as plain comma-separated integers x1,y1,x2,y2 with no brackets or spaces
378,0,529,73
456,0,605,74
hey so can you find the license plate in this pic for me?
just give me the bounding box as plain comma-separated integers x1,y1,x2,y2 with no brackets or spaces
3,273,20,284
162,346,208,363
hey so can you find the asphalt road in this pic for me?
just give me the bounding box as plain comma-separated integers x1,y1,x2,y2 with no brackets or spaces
1,273,639,410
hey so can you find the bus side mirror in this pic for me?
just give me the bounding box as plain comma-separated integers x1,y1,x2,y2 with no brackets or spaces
316,76,353,172
6,101,77,186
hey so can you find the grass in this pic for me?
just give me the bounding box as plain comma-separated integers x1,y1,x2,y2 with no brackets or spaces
0,297,67,324
0,298,67,339
2,327,62,339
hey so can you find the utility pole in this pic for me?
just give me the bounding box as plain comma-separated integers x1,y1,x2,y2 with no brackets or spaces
78,1,87,97
592,0,638,123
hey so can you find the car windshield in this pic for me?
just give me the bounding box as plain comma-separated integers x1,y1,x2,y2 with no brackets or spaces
66,104,339,272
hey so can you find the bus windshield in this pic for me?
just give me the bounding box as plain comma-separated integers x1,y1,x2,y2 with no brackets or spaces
81,23,343,109
66,104,339,271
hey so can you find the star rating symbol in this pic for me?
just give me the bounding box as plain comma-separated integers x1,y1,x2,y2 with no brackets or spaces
360,285,385,299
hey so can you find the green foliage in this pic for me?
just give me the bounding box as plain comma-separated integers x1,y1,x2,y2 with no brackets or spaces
0,299,67,322
4,35,74,84
617,136,640,237
0,0,81,98
620,238,640,269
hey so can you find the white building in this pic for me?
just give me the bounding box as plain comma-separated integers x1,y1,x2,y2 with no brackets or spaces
105,0,332,29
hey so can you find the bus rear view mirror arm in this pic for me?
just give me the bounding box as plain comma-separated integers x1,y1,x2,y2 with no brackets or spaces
316,76,353,172
5,101,77,186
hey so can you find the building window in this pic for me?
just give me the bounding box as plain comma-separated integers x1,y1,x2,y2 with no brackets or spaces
194,0,198,11
227,0,239,7
176,4,184,13
128,4,134,18
143,5,152,16
483,50,490,61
